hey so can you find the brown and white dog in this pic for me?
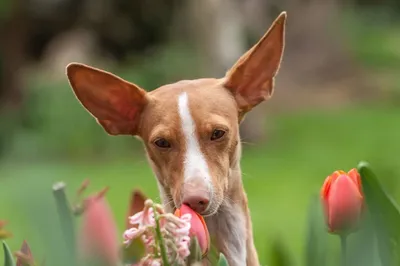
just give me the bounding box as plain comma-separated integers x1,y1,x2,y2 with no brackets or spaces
66,12,286,266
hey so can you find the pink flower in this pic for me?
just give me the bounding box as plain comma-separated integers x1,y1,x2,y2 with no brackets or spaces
123,200,156,246
123,199,193,265
126,190,147,230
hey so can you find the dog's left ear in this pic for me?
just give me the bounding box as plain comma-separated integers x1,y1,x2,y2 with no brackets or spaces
66,63,148,135
223,12,286,115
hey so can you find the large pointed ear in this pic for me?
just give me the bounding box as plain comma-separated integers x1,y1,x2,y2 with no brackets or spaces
66,63,148,135
223,12,286,115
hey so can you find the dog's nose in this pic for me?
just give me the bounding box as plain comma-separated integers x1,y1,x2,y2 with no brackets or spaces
182,179,210,213
182,194,210,213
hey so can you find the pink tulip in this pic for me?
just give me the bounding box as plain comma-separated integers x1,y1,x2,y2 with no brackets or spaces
79,197,120,265
174,204,210,256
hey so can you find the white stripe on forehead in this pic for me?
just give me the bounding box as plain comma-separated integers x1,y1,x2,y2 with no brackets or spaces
177,92,211,182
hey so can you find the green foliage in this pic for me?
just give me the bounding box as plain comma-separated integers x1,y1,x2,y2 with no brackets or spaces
186,238,202,265
117,43,202,91
52,182,76,264
3,105,400,265
346,212,380,266
4,161,400,266
304,196,327,266
268,239,293,266
358,162,400,266
2,242,15,266
342,8,400,101
343,8,400,70
122,239,145,264
217,253,229,266
14,79,132,160
7,43,201,160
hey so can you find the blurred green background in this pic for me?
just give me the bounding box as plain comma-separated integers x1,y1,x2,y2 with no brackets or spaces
1,0,400,265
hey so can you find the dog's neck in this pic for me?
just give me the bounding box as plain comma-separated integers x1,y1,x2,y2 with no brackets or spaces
155,142,259,266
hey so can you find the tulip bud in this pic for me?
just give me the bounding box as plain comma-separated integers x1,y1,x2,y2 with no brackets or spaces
79,197,120,266
174,205,210,256
321,168,364,235
15,240,34,266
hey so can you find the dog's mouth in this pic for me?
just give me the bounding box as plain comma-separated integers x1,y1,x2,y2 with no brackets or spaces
170,200,221,217
202,207,220,217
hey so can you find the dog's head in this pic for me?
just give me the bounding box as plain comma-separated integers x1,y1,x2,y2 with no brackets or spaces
66,13,286,216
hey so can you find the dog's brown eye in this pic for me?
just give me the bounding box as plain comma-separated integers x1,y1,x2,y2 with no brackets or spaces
211,129,225,141
154,138,171,148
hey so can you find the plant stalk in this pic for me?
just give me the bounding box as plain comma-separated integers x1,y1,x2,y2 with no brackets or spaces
153,204,170,266
340,234,347,266
52,182,76,263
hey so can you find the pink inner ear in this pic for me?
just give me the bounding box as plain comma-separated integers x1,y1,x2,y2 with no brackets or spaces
67,63,148,135
223,12,286,111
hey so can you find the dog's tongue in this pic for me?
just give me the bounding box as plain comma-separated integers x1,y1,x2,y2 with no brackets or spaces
174,204,210,256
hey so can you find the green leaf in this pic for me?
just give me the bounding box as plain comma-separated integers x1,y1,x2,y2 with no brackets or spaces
304,195,327,266
268,239,292,266
186,237,202,265
347,212,381,266
2,241,16,266
10,176,74,266
217,253,229,266
121,238,146,264
358,161,400,266
205,240,220,266
52,182,76,264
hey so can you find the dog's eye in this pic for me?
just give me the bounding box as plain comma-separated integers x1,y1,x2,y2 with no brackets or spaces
211,129,225,141
154,138,171,148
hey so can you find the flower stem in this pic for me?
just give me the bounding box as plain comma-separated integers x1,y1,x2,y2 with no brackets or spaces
340,234,347,266
52,182,76,264
153,204,170,266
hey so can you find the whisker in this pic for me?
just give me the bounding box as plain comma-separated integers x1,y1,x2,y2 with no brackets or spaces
223,195,238,205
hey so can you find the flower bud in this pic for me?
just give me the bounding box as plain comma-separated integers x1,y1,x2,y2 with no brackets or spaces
174,204,210,256
79,197,120,265
321,168,364,234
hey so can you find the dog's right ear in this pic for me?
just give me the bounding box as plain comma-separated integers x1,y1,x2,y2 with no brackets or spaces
223,12,286,117
66,63,148,135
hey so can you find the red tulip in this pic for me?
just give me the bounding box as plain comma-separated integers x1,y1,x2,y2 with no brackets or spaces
79,197,120,265
321,168,364,234
174,204,210,256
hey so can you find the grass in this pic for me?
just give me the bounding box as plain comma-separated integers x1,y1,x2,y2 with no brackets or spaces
1,103,400,265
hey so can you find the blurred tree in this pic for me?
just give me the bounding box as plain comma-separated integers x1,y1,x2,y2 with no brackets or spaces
180,0,269,143
264,0,371,110
0,0,393,158
179,0,369,144
0,0,29,156
0,0,27,108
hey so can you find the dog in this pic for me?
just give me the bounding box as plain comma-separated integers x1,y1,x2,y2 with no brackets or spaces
66,12,286,266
